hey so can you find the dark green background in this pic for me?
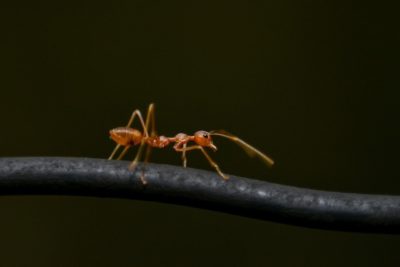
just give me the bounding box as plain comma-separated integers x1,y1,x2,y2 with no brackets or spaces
0,0,399,266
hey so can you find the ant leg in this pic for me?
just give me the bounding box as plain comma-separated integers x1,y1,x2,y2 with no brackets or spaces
174,141,189,168
140,145,152,182
109,108,149,161
126,109,149,137
142,103,156,164
140,103,156,181
129,142,147,184
176,145,229,180
197,146,228,180
117,146,131,160
144,146,153,163
108,144,121,160
181,143,187,168
145,103,156,137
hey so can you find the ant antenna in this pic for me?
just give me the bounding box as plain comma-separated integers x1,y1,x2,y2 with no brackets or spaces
210,130,275,167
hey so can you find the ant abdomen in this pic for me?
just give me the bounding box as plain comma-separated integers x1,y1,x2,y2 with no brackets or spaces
109,127,142,146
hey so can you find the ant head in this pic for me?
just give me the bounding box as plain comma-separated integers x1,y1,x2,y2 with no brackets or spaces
194,131,217,151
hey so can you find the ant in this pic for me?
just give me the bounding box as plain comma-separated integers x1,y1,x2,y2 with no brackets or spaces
108,103,274,184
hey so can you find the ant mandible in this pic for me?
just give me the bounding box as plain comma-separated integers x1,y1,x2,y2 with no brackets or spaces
108,103,274,184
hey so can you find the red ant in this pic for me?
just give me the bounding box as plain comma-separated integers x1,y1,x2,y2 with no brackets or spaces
108,103,274,184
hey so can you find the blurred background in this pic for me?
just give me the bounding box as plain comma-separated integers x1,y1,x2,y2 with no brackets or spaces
0,0,399,266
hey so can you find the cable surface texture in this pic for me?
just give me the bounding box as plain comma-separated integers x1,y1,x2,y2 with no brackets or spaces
0,157,399,234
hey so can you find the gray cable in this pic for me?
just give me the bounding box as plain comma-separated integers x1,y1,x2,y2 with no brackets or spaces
0,157,399,234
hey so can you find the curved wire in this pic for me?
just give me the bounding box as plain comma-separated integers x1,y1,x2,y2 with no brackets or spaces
0,157,399,234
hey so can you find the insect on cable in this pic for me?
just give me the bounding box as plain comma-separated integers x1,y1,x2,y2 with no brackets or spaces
108,103,274,184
